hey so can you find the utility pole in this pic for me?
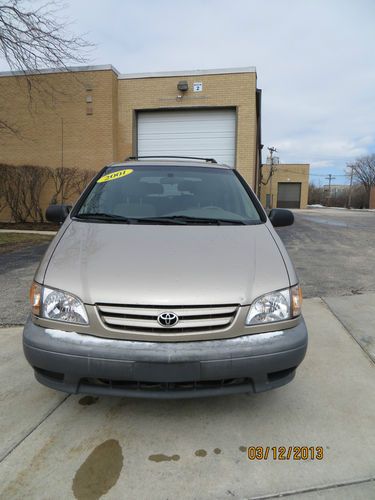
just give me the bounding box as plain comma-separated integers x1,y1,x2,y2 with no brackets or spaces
325,174,335,206
347,166,354,208
268,146,277,209
61,117,64,204
61,117,64,170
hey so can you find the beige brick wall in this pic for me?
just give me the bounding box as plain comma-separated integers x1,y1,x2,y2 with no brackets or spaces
0,69,118,171
117,72,258,185
260,164,310,209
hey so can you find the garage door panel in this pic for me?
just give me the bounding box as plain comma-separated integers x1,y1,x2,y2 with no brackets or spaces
277,182,301,209
137,109,236,166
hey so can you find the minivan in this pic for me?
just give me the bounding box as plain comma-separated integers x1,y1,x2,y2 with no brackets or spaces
24,156,307,398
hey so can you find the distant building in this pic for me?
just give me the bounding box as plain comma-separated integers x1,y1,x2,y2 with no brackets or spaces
370,186,375,209
323,184,349,196
260,163,310,209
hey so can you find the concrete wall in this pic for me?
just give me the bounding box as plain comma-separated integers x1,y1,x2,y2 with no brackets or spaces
260,164,310,209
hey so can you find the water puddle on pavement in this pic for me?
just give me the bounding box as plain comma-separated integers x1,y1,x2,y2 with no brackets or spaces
72,439,123,500
148,453,180,462
78,396,99,406
194,449,207,457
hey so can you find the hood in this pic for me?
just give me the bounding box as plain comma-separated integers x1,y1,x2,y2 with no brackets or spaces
43,221,290,306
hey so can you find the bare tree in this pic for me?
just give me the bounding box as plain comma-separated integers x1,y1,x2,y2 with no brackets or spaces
49,166,78,204
308,182,323,205
48,167,96,204
23,165,51,221
351,184,369,209
0,164,9,213
1,164,25,221
70,168,96,198
0,0,92,133
1,163,50,221
347,154,375,201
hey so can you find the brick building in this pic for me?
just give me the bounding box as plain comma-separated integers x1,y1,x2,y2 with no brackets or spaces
0,65,260,178
370,186,375,209
0,64,308,218
260,163,310,209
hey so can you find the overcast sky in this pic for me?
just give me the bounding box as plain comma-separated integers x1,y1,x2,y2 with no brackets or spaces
4,0,375,183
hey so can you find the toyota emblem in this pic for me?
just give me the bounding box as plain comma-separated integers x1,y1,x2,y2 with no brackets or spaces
157,312,179,327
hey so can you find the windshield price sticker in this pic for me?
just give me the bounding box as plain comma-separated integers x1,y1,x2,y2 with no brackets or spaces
97,169,134,183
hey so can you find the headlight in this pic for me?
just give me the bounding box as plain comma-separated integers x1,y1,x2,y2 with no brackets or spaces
246,285,302,325
29,282,88,325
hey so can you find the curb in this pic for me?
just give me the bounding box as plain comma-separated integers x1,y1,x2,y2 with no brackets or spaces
0,229,57,235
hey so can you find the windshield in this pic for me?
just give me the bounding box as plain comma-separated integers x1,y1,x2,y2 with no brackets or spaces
76,166,262,224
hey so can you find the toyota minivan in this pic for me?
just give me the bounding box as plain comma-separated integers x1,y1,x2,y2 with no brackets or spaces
24,157,307,398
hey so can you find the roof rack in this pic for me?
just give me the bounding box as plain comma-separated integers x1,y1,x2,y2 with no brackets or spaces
125,155,217,164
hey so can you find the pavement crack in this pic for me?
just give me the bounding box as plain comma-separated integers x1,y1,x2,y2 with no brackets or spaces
0,394,70,463
249,476,375,499
321,297,375,366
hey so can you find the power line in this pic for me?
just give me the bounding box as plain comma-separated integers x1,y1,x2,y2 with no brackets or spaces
273,167,348,178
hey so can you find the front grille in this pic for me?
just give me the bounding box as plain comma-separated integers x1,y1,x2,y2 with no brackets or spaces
81,377,253,393
96,303,238,334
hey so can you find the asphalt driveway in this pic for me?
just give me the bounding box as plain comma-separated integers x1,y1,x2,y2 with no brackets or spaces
276,208,375,298
0,242,51,325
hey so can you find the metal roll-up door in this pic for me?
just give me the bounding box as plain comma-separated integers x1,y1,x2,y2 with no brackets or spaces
277,182,302,208
137,108,236,166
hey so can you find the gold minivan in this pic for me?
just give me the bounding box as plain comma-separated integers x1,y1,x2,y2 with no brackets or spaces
24,157,307,398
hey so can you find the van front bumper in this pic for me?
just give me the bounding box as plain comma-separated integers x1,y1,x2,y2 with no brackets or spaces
23,316,308,399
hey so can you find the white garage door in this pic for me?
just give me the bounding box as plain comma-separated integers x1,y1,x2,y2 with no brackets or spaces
137,108,236,166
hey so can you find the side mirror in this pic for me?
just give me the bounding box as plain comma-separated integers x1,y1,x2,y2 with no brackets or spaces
46,204,72,223
269,208,294,227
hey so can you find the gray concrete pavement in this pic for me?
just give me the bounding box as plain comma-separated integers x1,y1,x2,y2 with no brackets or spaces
0,327,67,462
0,296,374,499
276,208,375,298
274,480,375,500
324,293,375,362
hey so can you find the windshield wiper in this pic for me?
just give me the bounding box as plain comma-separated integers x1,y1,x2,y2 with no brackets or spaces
75,213,249,225
75,212,133,222
75,214,187,224
134,216,248,225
